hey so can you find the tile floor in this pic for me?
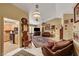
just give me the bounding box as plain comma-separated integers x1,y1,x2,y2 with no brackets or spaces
4,42,43,56
4,41,18,55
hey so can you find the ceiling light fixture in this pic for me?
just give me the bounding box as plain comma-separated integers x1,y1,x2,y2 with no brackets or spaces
32,4,40,21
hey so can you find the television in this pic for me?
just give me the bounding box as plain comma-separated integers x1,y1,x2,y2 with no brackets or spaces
34,28,40,31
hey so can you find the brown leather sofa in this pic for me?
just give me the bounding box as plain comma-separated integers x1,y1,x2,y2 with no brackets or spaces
42,40,73,56
42,32,50,37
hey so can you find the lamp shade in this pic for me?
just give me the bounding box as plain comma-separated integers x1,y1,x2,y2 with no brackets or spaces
33,12,40,18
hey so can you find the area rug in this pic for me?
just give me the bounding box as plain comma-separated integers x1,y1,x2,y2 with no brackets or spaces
13,50,35,56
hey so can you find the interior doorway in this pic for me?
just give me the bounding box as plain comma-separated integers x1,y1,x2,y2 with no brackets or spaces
3,17,20,55
60,26,63,40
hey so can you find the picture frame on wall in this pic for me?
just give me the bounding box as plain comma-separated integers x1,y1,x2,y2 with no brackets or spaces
74,3,79,23
70,19,73,23
14,27,18,34
45,24,50,30
64,20,69,24
51,25,55,29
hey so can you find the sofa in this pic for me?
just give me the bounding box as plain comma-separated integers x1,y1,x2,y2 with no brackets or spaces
42,32,51,37
42,40,73,56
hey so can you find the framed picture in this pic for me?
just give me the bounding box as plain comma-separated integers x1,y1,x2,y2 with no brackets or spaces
74,3,79,23
14,27,18,34
70,19,73,23
65,25,67,27
45,24,50,30
51,25,55,31
64,20,69,24
51,25,55,29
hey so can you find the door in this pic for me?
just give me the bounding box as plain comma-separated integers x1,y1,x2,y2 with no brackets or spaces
60,26,63,40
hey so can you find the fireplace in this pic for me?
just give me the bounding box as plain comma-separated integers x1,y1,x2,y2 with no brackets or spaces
34,28,40,36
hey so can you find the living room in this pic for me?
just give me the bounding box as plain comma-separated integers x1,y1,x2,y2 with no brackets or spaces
0,3,79,56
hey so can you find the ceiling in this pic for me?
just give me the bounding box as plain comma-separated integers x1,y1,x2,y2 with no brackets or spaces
13,3,74,25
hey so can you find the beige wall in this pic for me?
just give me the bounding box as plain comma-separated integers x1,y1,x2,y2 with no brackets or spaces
44,14,74,41
29,25,36,34
72,4,79,56
0,4,28,20
0,17,4,55
45,18,62,41
73,14,79,55
63,14,74,40
63,14,79,55
4,23,14,31
0,4,28,55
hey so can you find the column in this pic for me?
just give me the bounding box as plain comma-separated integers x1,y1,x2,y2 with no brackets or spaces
0,17,4,55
